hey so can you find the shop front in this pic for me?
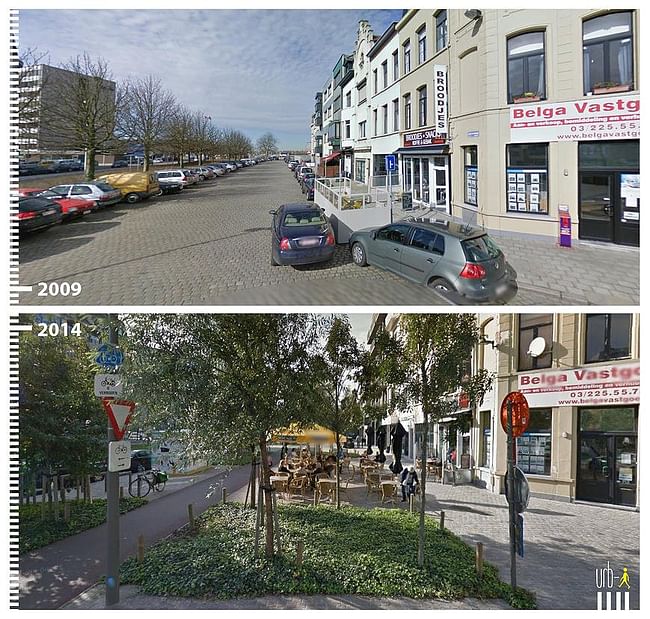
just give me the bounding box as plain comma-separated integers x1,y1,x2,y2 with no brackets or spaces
396,144,450,213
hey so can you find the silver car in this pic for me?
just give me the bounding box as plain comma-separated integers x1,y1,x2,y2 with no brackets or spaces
349,218,518,303
47,182,122,207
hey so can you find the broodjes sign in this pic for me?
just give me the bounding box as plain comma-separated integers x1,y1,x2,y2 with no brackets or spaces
517,362,640,407
510,93,640,143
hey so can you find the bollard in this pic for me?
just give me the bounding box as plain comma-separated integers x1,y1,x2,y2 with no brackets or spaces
52,476,60,521
476,542,484,577
137,535,145,563
222,488,227,504
64,502,71,523
409,494,414,514
296,540,304,566
188,503,195,529
119,485,124,500
440,510,445,531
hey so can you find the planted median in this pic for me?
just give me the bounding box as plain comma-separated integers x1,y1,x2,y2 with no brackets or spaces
120,503,535,608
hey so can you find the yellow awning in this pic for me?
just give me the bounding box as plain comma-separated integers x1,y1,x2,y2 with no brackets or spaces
272,424,336,445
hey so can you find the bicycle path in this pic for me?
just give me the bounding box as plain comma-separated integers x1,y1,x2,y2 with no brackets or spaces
19,464,252,609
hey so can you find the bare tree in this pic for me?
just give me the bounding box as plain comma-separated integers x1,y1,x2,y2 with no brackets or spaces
120,75,177,172
190,111,213,165
256,132,277,158
42,53,126,179
163,105,194,166
221,128,253,159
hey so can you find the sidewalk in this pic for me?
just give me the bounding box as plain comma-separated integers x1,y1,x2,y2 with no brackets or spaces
393,206,639,305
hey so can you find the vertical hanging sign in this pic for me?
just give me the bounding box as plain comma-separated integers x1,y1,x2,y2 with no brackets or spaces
434,65,448,139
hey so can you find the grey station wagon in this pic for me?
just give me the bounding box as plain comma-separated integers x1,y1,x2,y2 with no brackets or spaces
349,218,518,303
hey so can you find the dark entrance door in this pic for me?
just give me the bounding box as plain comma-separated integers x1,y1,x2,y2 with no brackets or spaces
579,173,614,242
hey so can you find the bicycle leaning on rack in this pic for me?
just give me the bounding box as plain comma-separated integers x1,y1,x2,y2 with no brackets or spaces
128,468,167,498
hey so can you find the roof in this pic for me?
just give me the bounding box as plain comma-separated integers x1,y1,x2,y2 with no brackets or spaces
368,22,398,59
403,216,485,239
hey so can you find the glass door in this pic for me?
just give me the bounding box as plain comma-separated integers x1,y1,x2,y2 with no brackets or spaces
432,156,450,213
579,173,614,242
615,435,637,506
577,435,613,503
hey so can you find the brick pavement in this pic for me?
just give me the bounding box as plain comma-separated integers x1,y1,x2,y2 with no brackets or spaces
17,161,638,306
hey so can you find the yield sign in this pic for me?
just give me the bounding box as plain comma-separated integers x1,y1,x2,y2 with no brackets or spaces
102,399,135,440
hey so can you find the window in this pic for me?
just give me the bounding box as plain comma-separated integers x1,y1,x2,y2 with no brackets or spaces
436,10,448,51
358,121,366,138
393,98,399,132
516,409,552,476
355,159,366,183
518,314,553,370
404,93,412,130
373,69,378,94
376,223,411,244
344,120,351,139
417,25,427,64
382,105,388,134
381,60,388,89
373,109,378,136
506,143,549,214
418,86,427,127
409,228,445,254
580,407,637,432
392,50,399,81
585,314,632,363
583,12,634,95
464,146,478,206
71,185,92,195
345,91,352,107
480,411,491,467
403,40,411,73
507,32,546,103
334,122,340,139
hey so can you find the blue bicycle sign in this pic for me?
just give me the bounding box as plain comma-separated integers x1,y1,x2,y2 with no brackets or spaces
95,344,124,368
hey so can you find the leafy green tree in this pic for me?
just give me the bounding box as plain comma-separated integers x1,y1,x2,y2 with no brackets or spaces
373,314,493,566
312,317,364,508
123,313,328,559
19,323,105,480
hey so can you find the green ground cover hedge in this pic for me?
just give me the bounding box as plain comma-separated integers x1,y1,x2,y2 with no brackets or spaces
121,503,535,608
20,497,147,554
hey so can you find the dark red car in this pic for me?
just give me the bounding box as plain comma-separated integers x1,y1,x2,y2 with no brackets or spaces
19,187,95,219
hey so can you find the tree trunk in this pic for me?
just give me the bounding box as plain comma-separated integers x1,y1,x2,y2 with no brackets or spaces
258,437,274,559
335,432,341,509
418,414,428,567
85,147,97,181
143,147,150,172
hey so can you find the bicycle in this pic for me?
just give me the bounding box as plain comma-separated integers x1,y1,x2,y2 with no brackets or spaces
128,468,167,498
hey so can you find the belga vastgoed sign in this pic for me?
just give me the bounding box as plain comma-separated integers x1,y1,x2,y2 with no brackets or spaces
510,93,640,142
517,362,640,407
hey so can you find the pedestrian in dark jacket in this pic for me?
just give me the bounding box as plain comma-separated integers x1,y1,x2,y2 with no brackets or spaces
400,465,419,502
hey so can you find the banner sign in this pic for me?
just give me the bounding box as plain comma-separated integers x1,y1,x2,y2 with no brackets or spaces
517,362,640,407
510,93,640,143
433,64,448,136
403,130,446,148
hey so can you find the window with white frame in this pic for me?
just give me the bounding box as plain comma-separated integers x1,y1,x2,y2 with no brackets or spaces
417,25,427,64
436,10,448,51
403,40,411,73
393,98,399,132
404,93,412,130
418,85,427,126
381,60,388,89
392,50,399,81
382,104,388,134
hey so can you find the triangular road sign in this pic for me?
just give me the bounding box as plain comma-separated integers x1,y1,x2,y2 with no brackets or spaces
102,399,136,440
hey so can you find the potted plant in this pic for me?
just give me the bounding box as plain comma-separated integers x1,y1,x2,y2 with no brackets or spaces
512,91,541,103
592,81,631,94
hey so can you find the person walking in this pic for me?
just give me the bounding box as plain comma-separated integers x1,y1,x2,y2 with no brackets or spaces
400,465,419,502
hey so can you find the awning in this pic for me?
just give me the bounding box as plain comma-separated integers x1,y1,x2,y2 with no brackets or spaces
323,151,342,163
395,145,449,155
271,424,337,445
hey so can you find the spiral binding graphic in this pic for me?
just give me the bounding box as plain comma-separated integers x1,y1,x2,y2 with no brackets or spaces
8,314,23,609
9,10,20,305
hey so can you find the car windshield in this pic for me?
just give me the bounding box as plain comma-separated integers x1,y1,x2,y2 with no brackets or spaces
36,190,56,198
462,235,502,262
283,211,326,226
95,183,115,192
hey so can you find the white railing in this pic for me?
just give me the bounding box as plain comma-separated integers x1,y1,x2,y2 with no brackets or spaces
314,177,375,211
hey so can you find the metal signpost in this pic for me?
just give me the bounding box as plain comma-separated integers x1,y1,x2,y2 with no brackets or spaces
500,391,530,590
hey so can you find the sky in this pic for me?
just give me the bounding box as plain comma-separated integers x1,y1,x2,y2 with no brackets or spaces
346,313,373,348
19,9,403,150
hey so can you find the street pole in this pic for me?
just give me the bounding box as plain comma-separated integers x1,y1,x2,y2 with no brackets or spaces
105,315,120,607
388,165,393,224
506,399,517,590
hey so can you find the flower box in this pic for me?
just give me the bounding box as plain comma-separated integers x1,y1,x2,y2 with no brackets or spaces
592,84,631,95
512,95,541,104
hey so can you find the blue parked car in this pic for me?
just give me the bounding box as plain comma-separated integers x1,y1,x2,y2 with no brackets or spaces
269,203,335,266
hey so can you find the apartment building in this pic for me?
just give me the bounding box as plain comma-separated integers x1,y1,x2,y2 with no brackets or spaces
310,92,323,164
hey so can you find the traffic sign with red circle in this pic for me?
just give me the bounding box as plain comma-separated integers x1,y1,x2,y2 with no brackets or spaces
500,391,530,438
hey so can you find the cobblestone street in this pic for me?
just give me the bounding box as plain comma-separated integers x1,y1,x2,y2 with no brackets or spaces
18,161,639,306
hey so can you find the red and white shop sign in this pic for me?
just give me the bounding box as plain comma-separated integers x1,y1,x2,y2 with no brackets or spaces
510,93,640,143
517,362,639,408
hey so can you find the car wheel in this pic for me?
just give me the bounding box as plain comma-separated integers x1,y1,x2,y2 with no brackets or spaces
429,278,456,294
125,193,140,204
351,242,367,267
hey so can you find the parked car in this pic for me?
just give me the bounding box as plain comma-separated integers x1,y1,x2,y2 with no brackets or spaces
51,158,84,172
47,182,122,208
155,173,184,194
17,196,63,233
205,165,225,176
96,171,160,204
270,203,336,266
19,187,95,218
156,170,194,188
349,219,518,303
130,450,153,473
299,171,315,189
192,167,216,180
19,162,51,176
111,159,129,168
303,176,315,201
181,169,199,184
295,165,312,181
